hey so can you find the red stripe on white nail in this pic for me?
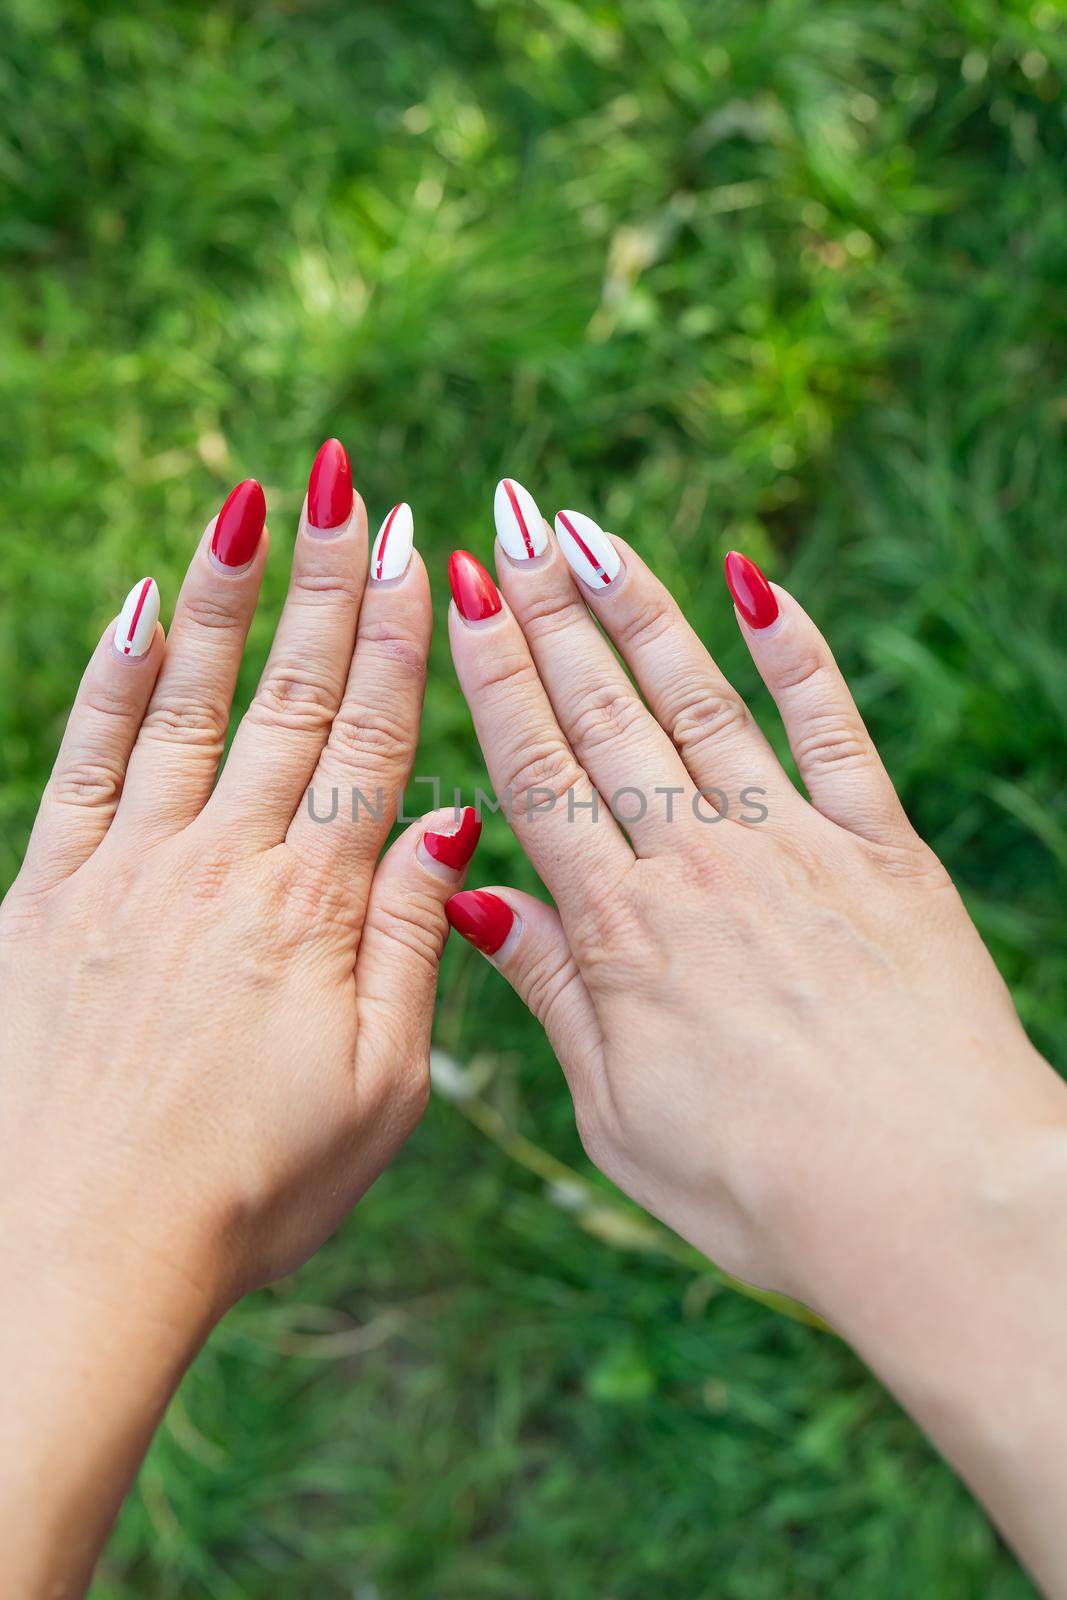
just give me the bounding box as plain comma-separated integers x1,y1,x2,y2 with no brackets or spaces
375,504,402,580
557,512,611,584
503,478,535,559
123,578,154,654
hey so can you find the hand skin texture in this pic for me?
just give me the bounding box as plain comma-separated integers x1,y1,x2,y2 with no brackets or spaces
449,493,1067,1597
0,450,482,1598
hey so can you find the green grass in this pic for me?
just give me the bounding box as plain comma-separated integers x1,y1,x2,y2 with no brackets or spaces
2,1,1066,1594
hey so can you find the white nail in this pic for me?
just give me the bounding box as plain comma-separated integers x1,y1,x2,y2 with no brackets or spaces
115,577,159,659
554,510,621,588
494,477,548,561
371,502,414,582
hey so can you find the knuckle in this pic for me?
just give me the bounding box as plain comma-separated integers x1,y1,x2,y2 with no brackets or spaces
474,651,542,707
505,740,584,806
356,617,427,681
615,593,675,652
520,587,588,641
670,683,751,757
326,701,414,773
249,665,338,736
82,680,141,722
775,649,830,696
282,865,363,941
364,893,444,974
567,682,647,757
140,696,230,752
523,944,582,1030
51,760,123,809
291,569,363,606
180,588,247,634
792,714,870,775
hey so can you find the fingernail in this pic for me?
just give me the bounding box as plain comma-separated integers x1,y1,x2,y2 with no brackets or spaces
371,502,414,582
115,577,160,659
494,477,548,561
424,806,482,871
448,550,502,622
554,510,621,588
307,438,353,534
211,479,266,569
445,889,515,956
724,551,779,629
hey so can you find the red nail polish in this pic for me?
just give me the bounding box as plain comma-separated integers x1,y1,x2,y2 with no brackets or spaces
424,807,482,871
445,889,515,956
212,480,266,568
307,438,353,530
724,550,779,630
448,550,502,622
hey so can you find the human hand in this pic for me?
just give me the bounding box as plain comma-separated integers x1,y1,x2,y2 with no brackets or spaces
445,483,1067,1591
0,444,479,1315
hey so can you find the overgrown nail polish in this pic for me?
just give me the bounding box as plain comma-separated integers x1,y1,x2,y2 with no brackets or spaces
494,477,547,561
554,509,621,588
424,807,482,871
448,550,502,622
115,577,160,659
724,550,779,629
212,479,266,569
445,889,515,955
371,502,414,581
307,438,353,532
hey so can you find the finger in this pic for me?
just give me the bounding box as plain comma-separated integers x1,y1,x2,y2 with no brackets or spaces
494,482,699,854
553,512,794,827
444,885,604,1108
209,442,370,845
353,804,483,1102
446,549,633,912
12,580,164,898
286,507,428,876
110,479,268,845
724,551,913,846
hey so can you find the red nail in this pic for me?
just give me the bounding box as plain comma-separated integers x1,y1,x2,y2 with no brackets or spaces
448,550,502,622
307,438,353,531
724,551,779,630
212,479,266,568
445,890,515,956
424,807,482,871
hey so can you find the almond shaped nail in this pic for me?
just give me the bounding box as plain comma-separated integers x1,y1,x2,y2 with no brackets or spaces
554,509,621,588
307,438,353,533
494,477,548,561
448,550,502,622
115,577,160,659
724,550,779,629
212,479,266,569
371,502,414,582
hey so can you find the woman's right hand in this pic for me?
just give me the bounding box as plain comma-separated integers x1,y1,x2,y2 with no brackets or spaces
445,482,1067,1594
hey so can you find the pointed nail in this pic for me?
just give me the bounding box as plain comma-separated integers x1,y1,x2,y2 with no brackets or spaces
115,577,160,659
494,477,548,561
724,551,779,629
211,479,266,569
554,510,621,588
445,889,515,956
371,502,414,582
448,550,502,622
307,438,353,533
423,806,482,871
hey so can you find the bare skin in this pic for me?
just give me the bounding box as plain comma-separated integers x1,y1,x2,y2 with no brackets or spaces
447,511,1067,1597
0,466,479,1596
2,467,1065,1596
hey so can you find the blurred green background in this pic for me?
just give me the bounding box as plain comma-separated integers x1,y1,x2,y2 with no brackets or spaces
2,0,1065,1594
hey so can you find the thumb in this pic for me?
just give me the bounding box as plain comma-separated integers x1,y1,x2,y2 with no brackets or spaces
354,803,481,1093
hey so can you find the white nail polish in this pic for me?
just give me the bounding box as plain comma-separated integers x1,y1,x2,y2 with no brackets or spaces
494,477,548,561
371,502,414,582
115,577,159,659
554,510,621,588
